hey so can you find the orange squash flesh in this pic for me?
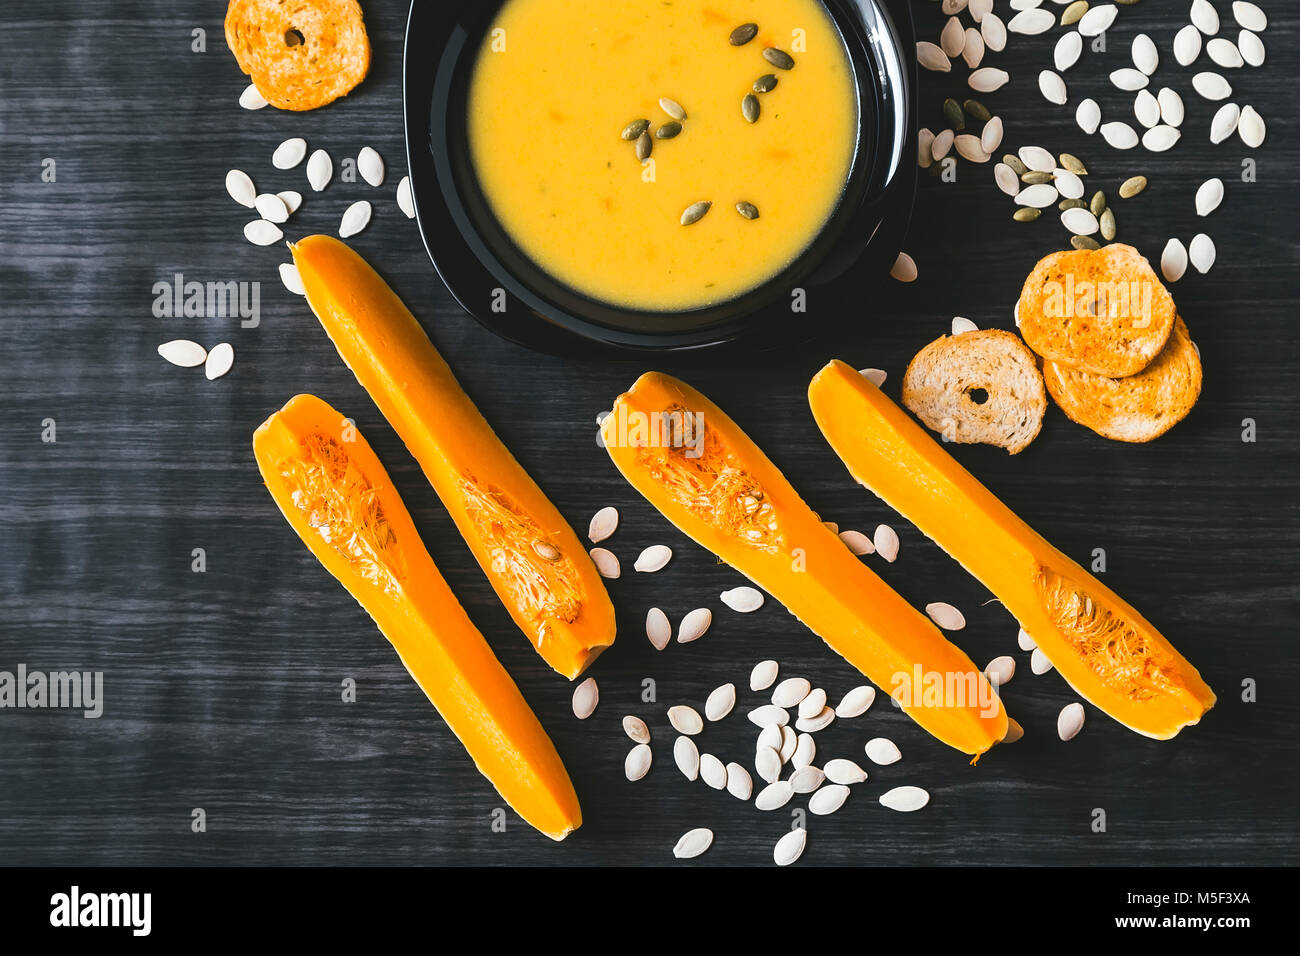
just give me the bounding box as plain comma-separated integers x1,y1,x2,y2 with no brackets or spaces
602,372,1008,757
290,235,615,680
254,394,582,841
808,360,1216,739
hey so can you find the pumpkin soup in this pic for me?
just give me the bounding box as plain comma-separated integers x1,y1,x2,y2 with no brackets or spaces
467,0,859,312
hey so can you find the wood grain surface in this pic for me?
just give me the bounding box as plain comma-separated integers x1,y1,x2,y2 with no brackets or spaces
0,0,1297,866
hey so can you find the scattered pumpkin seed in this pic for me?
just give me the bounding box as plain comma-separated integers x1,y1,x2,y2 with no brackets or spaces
655,121,683,139
1002,154,1028,176
1013,208,1042,222
635,131,652,162
1059,198,1087,211
532,540,561,562
736,201,760,220
680,200,712,225
763,47,795,70
963,98,991,122
621,118,649,141
742,93,760,123
659,97,687,121
1090,190,1107,216
1059,153,1088,175
1100,207,1117,240
942,97,965,131
730,22,758,46
1021,170,1056,185
1119,175,1148,198
753,73,778,93
1071,235,1101,250
1062,1,1090,27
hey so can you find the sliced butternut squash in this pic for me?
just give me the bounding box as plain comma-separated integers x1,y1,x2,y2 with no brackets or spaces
254,394,582,840
601,372,1008,757
290,235,615,679
808,359,1216,739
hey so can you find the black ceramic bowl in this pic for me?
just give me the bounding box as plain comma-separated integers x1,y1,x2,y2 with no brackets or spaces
403,0,917,352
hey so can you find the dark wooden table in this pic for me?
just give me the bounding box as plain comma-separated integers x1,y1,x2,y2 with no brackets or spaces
1,0,1296,866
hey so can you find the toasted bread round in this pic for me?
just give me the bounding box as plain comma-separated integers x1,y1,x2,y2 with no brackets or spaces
1043,316,1202,443
1018,244,1176,378
225,0,370,111
902,330,1047,455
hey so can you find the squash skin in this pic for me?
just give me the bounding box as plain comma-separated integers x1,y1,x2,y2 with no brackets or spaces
290,235,615,680
602,372,1008,757
809,360,1216,739
254,394,582,841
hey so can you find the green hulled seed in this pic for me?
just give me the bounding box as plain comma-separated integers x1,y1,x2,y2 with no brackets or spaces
1014,208,1041,222
659,97,687,121
655,121,683,139
1059,153,1088,175
943,98,965,131
742,93,760,123
963,98,991,123
1062,1,1090,27
736,201,760,220
635,131,652,162
763,47,795,70
753,73,779,93
621,119,650,141
1100,208,1117,241
1003,154,1028,176
730,22,758,46
681,201,712,225
1022,171,1056,185
1119,175,1148,198
1071,235,1101,250
1090,190,1107,216
1059,198,1087,211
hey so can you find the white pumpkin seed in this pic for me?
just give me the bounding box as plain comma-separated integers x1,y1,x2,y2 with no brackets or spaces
721,586,763,613
873,523,900,561
791,732,816,769
571,677,598,719
157,339,207,368
941,16,966,57
1003,718,1025,743
668,705,704,736
1110,68,1149,92
932,128,954,162
915,40,951,73
917,129,935,169
272,137,307,170
1054,31,1082,71
1076,98,1102,135
984,655,1017,686
1039,70,1068,106
306,149,333,191
1191,0,1220,35
1232,1,1267,32
980,115,1004,155
1008,9,1054,35
890,251,918,282
1210,102,1241,143
865,737,902,765
1133,89,1161,129
357,146,385,187
1077,4,1117,37
1030,646,1055,675
757,724,782,752
794,706,835,733
1207,37,1243,68
674,735,700,780
396,175,415,218
646,607,672,650
633,544,672,573
1189,233,1217,273
773,828,807,866
254,192,290,224
981,13,1007,53
1157,88,1185,127
748,704,790,728
879,785,930,812
925,601,966,630
625,743,652,781
700,753,728,790
277,190,303,214
1127,34,1157,77
589,547,620,579
1057,702,1086,741
955,134,991,163
797,688,827,720
225,169,256,208
1019,145,1055,172
1239,105,1265,147
1100,121,1139,149
672,827,712,859
204,343,234,381
968,0,992,21
704,684,735,722
1193,71,1232,101
809,783,850,815
835,685,876,718
750,659,779,691
587,506,618,543
1196,178,1225,216
1237,29,1264,66
789,765,825,794
1054,168,1085,200
623,715,650,744
962,28,985,68
824,758,868,785
771,677,811,708
238,83,268,110
243,219,283,246
779,724,797,761
755,780,794,811
1142,125,1181,152
968,67,1010,93
755,745,782,784
726,762,753,800
1174,24,1203,66
995,162,1021,197
1017,627,1037,651
952,316,979,335
339,200,372,239
279,262,306,295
